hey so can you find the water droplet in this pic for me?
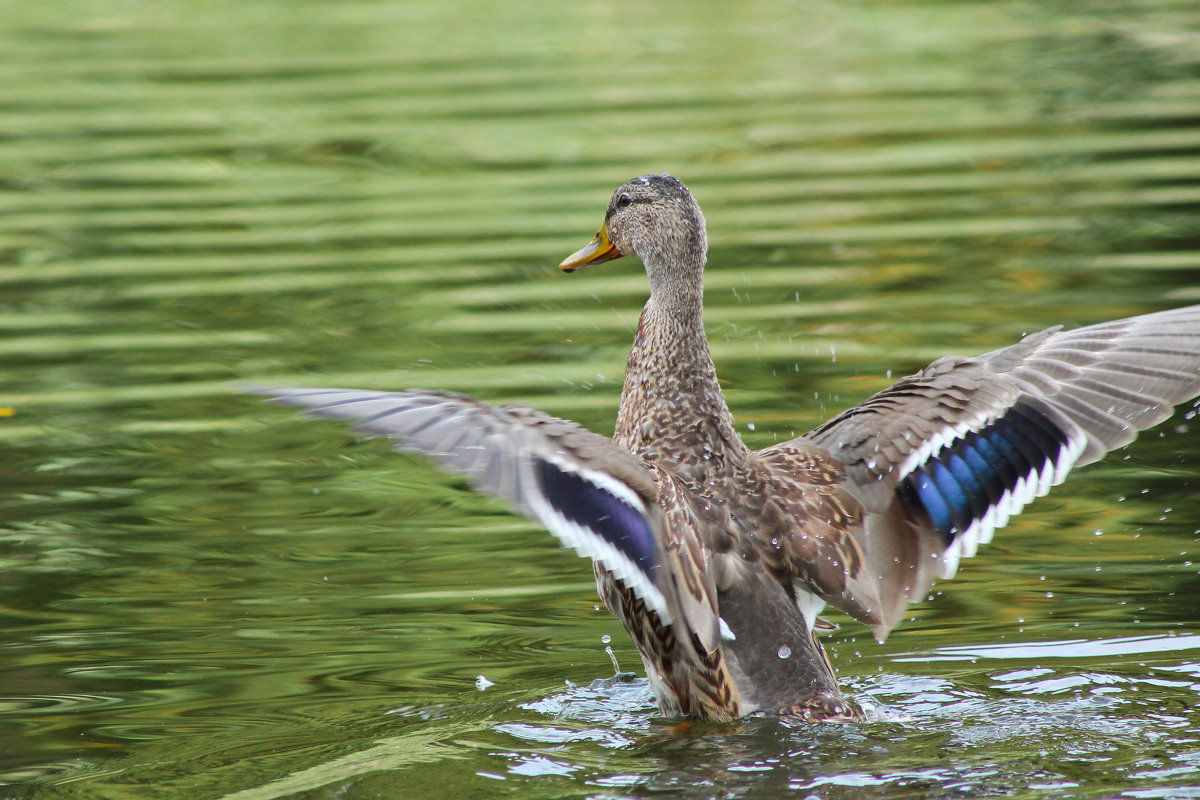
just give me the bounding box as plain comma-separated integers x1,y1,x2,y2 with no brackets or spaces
606,645,621,673
601,634,611,644
777,645,791,659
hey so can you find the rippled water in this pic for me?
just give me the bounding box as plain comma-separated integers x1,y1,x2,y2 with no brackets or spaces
4,1,1200,798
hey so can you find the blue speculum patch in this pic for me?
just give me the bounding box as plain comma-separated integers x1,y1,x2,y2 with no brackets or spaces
897,401,1070,546
536,459,658,577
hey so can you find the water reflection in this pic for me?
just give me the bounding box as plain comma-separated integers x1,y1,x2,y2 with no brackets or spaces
4,0,1200,797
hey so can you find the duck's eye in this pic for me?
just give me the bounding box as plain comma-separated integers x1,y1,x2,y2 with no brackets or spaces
615,193,633,210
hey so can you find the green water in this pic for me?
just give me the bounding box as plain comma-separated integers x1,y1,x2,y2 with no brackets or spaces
4,1,1200,798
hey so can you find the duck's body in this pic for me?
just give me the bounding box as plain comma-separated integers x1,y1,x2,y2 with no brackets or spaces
597,229,866,718
252,175,1200,720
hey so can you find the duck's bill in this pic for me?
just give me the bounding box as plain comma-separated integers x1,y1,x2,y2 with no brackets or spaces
560,225,623,272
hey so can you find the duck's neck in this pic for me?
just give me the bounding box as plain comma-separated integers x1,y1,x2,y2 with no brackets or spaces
613,280,746,480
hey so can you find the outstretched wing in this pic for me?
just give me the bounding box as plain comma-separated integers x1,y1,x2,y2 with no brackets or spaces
245,387,721,646
800,304,1200,635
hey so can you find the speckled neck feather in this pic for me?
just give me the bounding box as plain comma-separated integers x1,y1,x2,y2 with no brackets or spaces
609,181,746,482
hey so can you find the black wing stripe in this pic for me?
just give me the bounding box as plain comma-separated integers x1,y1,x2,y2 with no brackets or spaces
1007,403,1071,476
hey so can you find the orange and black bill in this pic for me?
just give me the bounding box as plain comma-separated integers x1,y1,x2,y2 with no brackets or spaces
560,224,623,272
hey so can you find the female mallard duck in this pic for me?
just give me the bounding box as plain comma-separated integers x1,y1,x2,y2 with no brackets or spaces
251,175,1200,721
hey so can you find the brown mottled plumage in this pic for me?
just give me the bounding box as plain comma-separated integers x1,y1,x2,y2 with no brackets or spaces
564,176,875,719
250,174,1200,721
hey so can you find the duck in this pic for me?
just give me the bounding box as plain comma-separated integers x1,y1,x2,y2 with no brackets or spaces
249,174,1200,721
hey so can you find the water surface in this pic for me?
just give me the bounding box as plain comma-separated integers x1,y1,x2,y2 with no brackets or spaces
4,1,1200,798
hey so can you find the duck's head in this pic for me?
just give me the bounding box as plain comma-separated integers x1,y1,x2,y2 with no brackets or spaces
560,175,708,291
